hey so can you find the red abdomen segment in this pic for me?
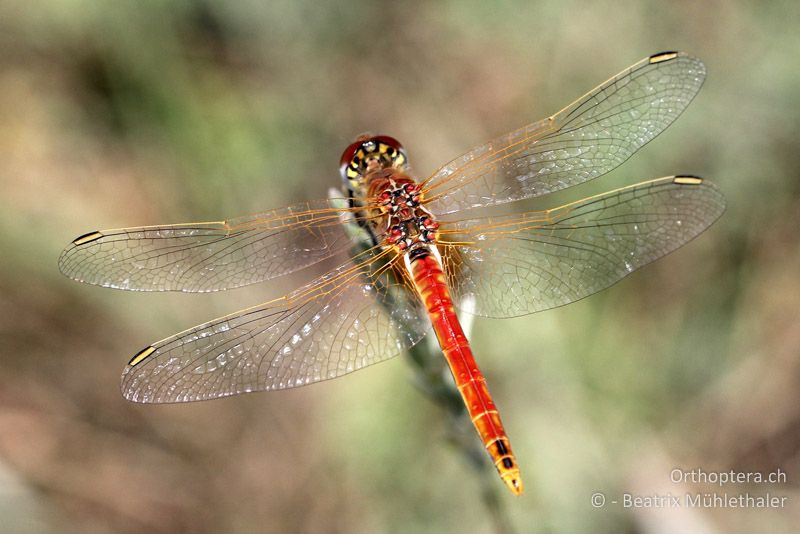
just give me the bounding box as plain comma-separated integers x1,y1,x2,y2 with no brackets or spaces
406,249,523,495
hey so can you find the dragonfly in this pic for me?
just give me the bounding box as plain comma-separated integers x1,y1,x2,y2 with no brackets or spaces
59,51,725,496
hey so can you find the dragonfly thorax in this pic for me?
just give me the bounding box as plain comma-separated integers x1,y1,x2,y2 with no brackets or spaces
376,179,439,252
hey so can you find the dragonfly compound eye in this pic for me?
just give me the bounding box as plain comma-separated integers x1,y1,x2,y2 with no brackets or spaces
339,134,409,184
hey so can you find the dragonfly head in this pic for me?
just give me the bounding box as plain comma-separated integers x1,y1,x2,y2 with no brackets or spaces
340,134,409,192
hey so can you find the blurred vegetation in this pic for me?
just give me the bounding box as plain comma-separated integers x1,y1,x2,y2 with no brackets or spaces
1,0,799,532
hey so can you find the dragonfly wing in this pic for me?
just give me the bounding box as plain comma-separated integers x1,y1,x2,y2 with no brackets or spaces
121,253,429,403
440,176,725,318
423,52,706,215
59,199,371,292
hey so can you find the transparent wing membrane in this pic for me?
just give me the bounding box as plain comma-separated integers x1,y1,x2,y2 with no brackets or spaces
121,252,430,403
59,199,380,292
439,176,725,318
422,52,706,215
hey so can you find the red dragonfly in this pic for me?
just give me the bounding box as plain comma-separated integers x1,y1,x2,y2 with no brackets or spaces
59,52,725,495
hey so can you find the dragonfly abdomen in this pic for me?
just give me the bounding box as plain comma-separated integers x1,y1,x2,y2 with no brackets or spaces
404,247,523,495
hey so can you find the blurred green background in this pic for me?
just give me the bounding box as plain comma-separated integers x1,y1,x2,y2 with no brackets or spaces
1,1,799,532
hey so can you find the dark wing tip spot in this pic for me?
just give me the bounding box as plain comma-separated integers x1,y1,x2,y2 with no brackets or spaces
129,345,156,366
649,51,680,63
672,175,704,185
72,231,104,246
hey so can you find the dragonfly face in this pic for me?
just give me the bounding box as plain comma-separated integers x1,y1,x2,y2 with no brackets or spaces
59,51,725,496
340,134,409,197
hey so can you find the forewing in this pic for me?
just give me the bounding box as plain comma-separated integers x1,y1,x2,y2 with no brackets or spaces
59,199,371,292
440,176,725,318
423,52,706,215
121,254,429,403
